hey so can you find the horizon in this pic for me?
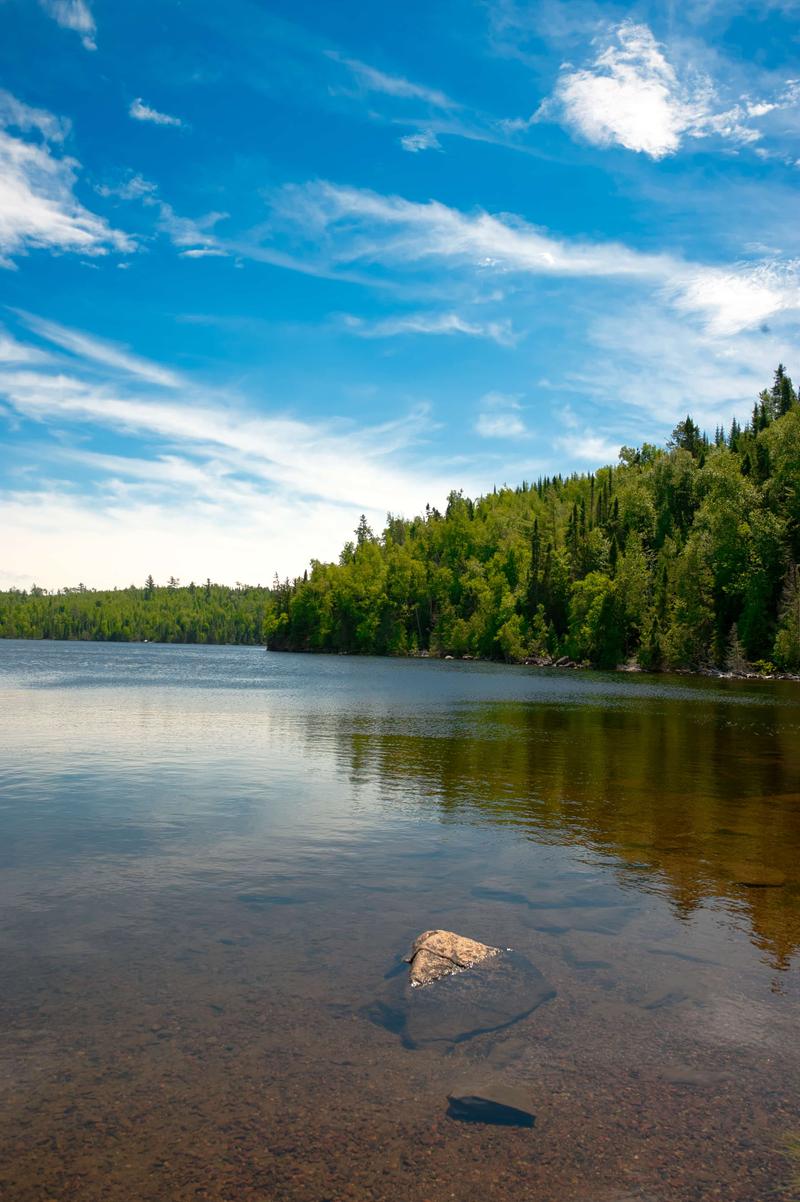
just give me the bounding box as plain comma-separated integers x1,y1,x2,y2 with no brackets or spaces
2,0,800,590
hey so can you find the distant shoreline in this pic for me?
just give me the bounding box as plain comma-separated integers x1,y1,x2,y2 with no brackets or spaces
3,635,799,683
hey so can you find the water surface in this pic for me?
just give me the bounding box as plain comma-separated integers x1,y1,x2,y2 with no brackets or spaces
1,641,799,1201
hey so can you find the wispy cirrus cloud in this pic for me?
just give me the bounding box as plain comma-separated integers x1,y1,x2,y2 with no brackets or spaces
14,311,183,388
129,98,183,127
0,327,53,365
0,90,133,267
400,128,442,153
325,51,457,109
341,311,518,345
96,173,228,257
0,316,466,589
273,180,800,335
39,0,96,50
531,20,800,159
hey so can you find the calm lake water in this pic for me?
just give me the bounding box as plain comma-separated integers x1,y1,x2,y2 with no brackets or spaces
1,640,799,1201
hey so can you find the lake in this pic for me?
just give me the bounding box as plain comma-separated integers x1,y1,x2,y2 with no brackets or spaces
0,640,799,1201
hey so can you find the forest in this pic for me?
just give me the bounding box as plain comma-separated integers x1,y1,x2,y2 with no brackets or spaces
2,366,800,673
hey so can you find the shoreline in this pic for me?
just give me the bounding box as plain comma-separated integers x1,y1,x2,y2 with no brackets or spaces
4,635,798,683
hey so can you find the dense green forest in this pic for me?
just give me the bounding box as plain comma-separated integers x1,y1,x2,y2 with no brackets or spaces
2,365,800,672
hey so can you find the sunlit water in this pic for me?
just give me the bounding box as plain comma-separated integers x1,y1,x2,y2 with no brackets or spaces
1,641,799,1201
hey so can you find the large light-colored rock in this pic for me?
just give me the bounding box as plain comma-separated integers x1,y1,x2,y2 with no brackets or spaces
405,929,500,986
362,943,555,1050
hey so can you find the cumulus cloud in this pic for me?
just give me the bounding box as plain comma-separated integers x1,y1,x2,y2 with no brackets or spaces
0,91,133,267
129,99,183,127
534,21,793,158
39,0,96,50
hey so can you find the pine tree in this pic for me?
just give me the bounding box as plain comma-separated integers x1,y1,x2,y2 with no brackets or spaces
773,564,800,671
772,365,797,417
725,623,748,674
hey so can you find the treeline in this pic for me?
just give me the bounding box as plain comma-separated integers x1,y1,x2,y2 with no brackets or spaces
3,366,800,672
0,579,271,645
267,366,800,672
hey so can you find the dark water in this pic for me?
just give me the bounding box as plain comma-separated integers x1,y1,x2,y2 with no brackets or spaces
1,641,799,1202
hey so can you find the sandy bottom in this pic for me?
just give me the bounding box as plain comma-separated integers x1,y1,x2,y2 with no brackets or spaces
1,889,798,1202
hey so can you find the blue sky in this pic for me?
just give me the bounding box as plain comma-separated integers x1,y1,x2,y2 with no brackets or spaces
1,0,799,589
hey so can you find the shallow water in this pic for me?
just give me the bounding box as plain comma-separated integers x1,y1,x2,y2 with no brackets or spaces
0,640,798,1201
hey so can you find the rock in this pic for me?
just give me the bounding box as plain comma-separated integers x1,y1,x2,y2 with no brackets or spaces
447,1080,535,1127
444,654,454,660
363,945,555,1050
406,929,499,986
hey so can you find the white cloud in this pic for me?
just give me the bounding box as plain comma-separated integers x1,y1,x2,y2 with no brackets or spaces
95,173,229,258
400,129,442,153
0,93,133,267
39,0,96,50
96,173,158,201
326,52,456,108
0,90,69,142
0,328,53,364
0,317,471,588
475,411,526,438
533,21,793,158
342,311,517,345
582,305,792,428
156,203,227,251
554,431,621,463
179,247,229,259
0,486,366,593
277,181,800,335
14,312,183,388
0,369,438,509
129,99,183,127
668,258,800,335
475,390,527,438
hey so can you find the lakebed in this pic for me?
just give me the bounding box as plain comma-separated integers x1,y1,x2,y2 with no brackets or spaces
0,641,798,1201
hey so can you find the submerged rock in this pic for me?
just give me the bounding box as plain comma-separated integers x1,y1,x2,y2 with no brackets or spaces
363,943,555,1050
447,1080,536,1127
406,929,500,986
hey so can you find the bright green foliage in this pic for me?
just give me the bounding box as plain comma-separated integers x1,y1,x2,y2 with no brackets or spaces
3,368,800,671
0,581,273,645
